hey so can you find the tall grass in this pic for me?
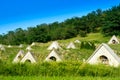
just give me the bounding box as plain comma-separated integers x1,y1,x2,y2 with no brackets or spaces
0,33,120,79
0,76,120,80
0,61,120,77
0,33,112,63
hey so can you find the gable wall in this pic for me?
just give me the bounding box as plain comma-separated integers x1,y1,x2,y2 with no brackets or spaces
88,46,120,67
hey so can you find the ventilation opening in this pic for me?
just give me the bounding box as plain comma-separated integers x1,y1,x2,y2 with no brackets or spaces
25,59,31,63
99,55,109,65
49,56,56,61
112,40,116,44
18,55,22,60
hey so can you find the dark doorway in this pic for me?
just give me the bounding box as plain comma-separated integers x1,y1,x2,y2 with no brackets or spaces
49,56,56,61
25,59,31,63
112,40,116,44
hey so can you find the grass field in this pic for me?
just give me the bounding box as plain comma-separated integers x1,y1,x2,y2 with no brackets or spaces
0,33,120,79
0,76,120,80
0,33,120,63
0,33,114,63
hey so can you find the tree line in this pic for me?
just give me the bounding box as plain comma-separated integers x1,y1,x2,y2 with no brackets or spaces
0,4,120,45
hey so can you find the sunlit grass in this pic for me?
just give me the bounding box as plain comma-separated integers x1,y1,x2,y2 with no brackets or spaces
0,33,120,79
0,76,120,80
0,33,119,63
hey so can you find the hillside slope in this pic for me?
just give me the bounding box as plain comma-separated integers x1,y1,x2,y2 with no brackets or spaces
0,33,120,63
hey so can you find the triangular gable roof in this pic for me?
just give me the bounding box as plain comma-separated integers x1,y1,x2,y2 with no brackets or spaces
108,35,119,44
74,40,80,43
0,44,3,48
67,42,76,49
31,42,36,46
21,51,36,63
19,44,23,48
0,44,5,51
87,43,120,67
45,49,62,62
0,47,5,51
47,41,61,50
26,46,32,51
8,45,12,48
13,50,24,63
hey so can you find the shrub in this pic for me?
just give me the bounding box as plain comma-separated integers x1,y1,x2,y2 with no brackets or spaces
80,41,95,50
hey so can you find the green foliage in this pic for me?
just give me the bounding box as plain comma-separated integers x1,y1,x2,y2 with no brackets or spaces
0,33,110,63
0,33,120,78
1,76,120,80
101,5,120,36
1,4,120,44
80,41,95,50
0,62,120,77
79,30,87,37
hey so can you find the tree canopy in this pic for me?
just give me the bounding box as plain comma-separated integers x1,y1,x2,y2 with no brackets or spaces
0,4,120,45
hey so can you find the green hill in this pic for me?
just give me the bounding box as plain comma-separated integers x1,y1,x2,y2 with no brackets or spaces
1,33,120,63
0,4,120,45
1,32,120,78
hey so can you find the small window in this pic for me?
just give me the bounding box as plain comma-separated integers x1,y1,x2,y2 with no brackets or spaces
99,55,109,65
18,55,22,60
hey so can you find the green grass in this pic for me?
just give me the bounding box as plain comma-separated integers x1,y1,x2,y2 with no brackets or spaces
1,61,120,77
109,44,120,56
0,33,120,78
63,33,110,43
0,33,119,63
0,76,120,80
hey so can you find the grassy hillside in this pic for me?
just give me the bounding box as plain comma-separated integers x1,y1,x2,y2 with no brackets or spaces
1,33,120,79
0,33,120,63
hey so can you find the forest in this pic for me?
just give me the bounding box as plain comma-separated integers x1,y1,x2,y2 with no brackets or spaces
0,4,120,45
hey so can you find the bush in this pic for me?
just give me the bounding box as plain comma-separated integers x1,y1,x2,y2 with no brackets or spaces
79,31,87,37
80,41,95,50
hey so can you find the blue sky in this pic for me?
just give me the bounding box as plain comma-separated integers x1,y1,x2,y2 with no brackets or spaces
0,0,120,34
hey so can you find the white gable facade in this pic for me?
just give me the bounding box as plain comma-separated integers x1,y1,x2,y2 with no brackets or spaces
87,43,120,67
0,44,5,51
0,44,3,48
108,35,119,44
31,42,36,46
13,50,24,63
26,46,32,51
47,41,61,50
67,42,76,49
45,49,62,62
8,45,12,48
74,40,80,43
21,51,36,63
19,44,23,48
0,47,5,51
